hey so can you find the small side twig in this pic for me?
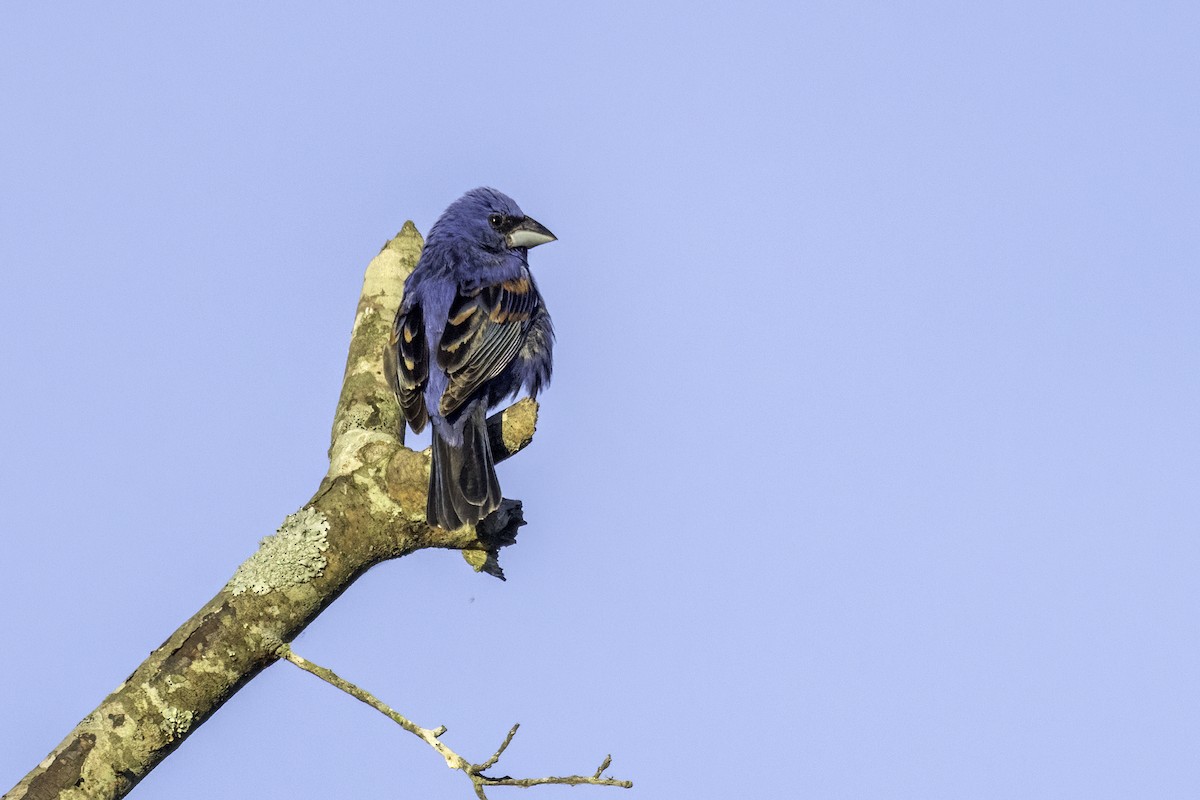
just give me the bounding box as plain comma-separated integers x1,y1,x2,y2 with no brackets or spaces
277,644,632,798
476,723,520,772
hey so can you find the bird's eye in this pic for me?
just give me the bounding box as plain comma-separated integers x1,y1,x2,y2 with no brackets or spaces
488,214,503,229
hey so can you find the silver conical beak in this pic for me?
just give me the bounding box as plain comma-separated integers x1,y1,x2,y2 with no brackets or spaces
506,216,557,249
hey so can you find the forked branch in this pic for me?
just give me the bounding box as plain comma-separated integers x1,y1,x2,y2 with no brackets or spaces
277,645,632,799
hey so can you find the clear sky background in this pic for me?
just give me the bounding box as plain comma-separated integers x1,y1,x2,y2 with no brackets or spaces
2,2,1198,798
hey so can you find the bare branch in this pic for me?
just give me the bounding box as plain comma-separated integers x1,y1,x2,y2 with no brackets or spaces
4,225,545,799
278,645,633,799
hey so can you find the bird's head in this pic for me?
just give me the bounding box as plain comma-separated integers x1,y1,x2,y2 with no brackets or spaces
431,187,557,255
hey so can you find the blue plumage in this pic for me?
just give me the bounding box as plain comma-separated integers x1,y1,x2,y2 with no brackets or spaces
392,188,556,529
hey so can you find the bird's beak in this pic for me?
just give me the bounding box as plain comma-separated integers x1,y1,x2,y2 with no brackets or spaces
506,216,557,249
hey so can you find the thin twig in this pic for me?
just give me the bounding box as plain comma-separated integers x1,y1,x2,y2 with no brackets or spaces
277,644,468,771
277,644,632,798
482,775,633,789
476,723,520,772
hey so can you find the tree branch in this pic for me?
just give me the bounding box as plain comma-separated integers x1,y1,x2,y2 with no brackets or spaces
4,223,553,800
276,645,632,799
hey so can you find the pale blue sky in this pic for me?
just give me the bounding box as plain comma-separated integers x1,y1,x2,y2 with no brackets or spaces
2,2,1199,798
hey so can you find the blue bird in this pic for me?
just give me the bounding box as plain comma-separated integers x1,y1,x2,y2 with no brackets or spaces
391,188,556,529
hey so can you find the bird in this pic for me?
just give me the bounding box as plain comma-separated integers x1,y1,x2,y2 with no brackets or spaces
390,188,556,529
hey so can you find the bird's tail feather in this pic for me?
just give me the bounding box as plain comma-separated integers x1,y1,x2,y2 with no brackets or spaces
428,407,501,529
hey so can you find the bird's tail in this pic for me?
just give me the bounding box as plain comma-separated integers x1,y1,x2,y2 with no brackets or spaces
428,406,501,529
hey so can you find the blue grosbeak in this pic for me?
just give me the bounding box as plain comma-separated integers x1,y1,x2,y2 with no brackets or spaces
392,188,556,529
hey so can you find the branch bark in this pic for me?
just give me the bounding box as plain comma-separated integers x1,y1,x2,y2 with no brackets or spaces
4,223,542,800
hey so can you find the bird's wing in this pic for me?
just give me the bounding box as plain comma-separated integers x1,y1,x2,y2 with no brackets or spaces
392,301,430,432
436,276,537,417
